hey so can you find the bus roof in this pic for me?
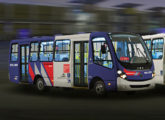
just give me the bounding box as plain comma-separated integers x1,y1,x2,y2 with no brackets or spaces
142,33,165,40
10,36,54,43
55,33,91,41
10,32,140,43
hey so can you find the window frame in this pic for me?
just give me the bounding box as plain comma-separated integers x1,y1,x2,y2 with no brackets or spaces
152,38,164,60
30,42,39,62
39,41,54,62
10,43,19,62
92,37,113,69
54,39,71,62
144,39,152,51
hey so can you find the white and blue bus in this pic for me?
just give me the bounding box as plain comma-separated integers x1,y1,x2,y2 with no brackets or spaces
142,33,165,85
9,32,155,96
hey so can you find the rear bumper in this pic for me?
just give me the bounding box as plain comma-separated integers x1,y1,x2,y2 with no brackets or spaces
117,77,155,91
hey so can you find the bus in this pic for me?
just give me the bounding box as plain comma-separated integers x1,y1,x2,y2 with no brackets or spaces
9,32,155,96
142,33,165,85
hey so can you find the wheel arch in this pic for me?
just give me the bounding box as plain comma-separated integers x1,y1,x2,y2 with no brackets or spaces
33,74,43,85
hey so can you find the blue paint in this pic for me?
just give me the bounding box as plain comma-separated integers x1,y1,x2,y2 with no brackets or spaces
9,36,54,84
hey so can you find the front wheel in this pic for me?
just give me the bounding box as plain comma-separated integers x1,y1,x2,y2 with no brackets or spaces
94,81,106,96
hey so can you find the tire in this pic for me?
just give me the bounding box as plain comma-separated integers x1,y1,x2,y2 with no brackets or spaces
94,80,106,96
36,77,45,92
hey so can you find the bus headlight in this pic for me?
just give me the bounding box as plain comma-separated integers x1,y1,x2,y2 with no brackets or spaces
117,70,127,79
120,74,127,79
152,71,156,78
117,70,122,74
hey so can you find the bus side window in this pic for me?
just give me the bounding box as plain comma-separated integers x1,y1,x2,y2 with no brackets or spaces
55,40,70,62
152,38,164,59
92,37,113,68
11,44,18,61
30,42,39,61
39,41,53,61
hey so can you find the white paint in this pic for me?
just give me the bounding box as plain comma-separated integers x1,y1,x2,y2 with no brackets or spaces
41,64,52,86
142,34,165,85
142,33,165,84
117,77,155,91
144,71,152,74
34,63,40,75
10,64,18,67
54,33,90,87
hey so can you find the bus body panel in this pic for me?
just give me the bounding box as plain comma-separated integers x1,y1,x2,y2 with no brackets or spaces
153,59,164,84
53,61,72,87
116,62,154,81
88,32,117,91
28,38,54,86
9,41,20,84
28,61,54,86
53,34,90,88
117,77,155,91
116,62,155,91
9,37,54,85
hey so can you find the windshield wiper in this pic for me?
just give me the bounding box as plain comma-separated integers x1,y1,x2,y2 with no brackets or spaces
137,47,149,63
134,42,149,63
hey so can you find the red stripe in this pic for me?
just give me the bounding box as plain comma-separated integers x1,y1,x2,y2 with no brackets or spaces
120,57,129,61
124,68,136,76
29,64,35,80
42,62,53,85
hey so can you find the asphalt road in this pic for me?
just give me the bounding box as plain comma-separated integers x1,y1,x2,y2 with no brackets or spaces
1,41,165,120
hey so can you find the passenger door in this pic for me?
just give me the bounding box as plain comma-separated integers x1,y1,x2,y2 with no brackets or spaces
73,41,88,87
20,45,29,82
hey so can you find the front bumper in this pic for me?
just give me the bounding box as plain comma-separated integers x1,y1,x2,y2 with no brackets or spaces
117,77,155,91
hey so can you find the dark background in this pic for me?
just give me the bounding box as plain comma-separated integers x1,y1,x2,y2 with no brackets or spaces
1,0,165,119
0,1,165,41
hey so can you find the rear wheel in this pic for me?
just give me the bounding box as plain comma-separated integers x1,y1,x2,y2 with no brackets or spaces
36,78,45,92
94,80,106,96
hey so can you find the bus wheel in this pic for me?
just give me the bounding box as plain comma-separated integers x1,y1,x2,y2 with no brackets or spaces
94,81,106,96
36,78,45,92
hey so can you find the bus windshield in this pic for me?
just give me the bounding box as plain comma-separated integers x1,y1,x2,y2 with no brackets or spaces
110,34,151,64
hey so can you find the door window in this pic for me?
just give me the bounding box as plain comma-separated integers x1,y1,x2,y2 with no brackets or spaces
152,38,164,59
144,39,151,52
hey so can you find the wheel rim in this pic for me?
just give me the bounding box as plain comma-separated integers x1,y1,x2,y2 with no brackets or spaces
95,83,104,95
37,80,44,90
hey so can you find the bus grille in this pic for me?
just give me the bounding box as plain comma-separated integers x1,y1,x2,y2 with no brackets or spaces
130,84,150,88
